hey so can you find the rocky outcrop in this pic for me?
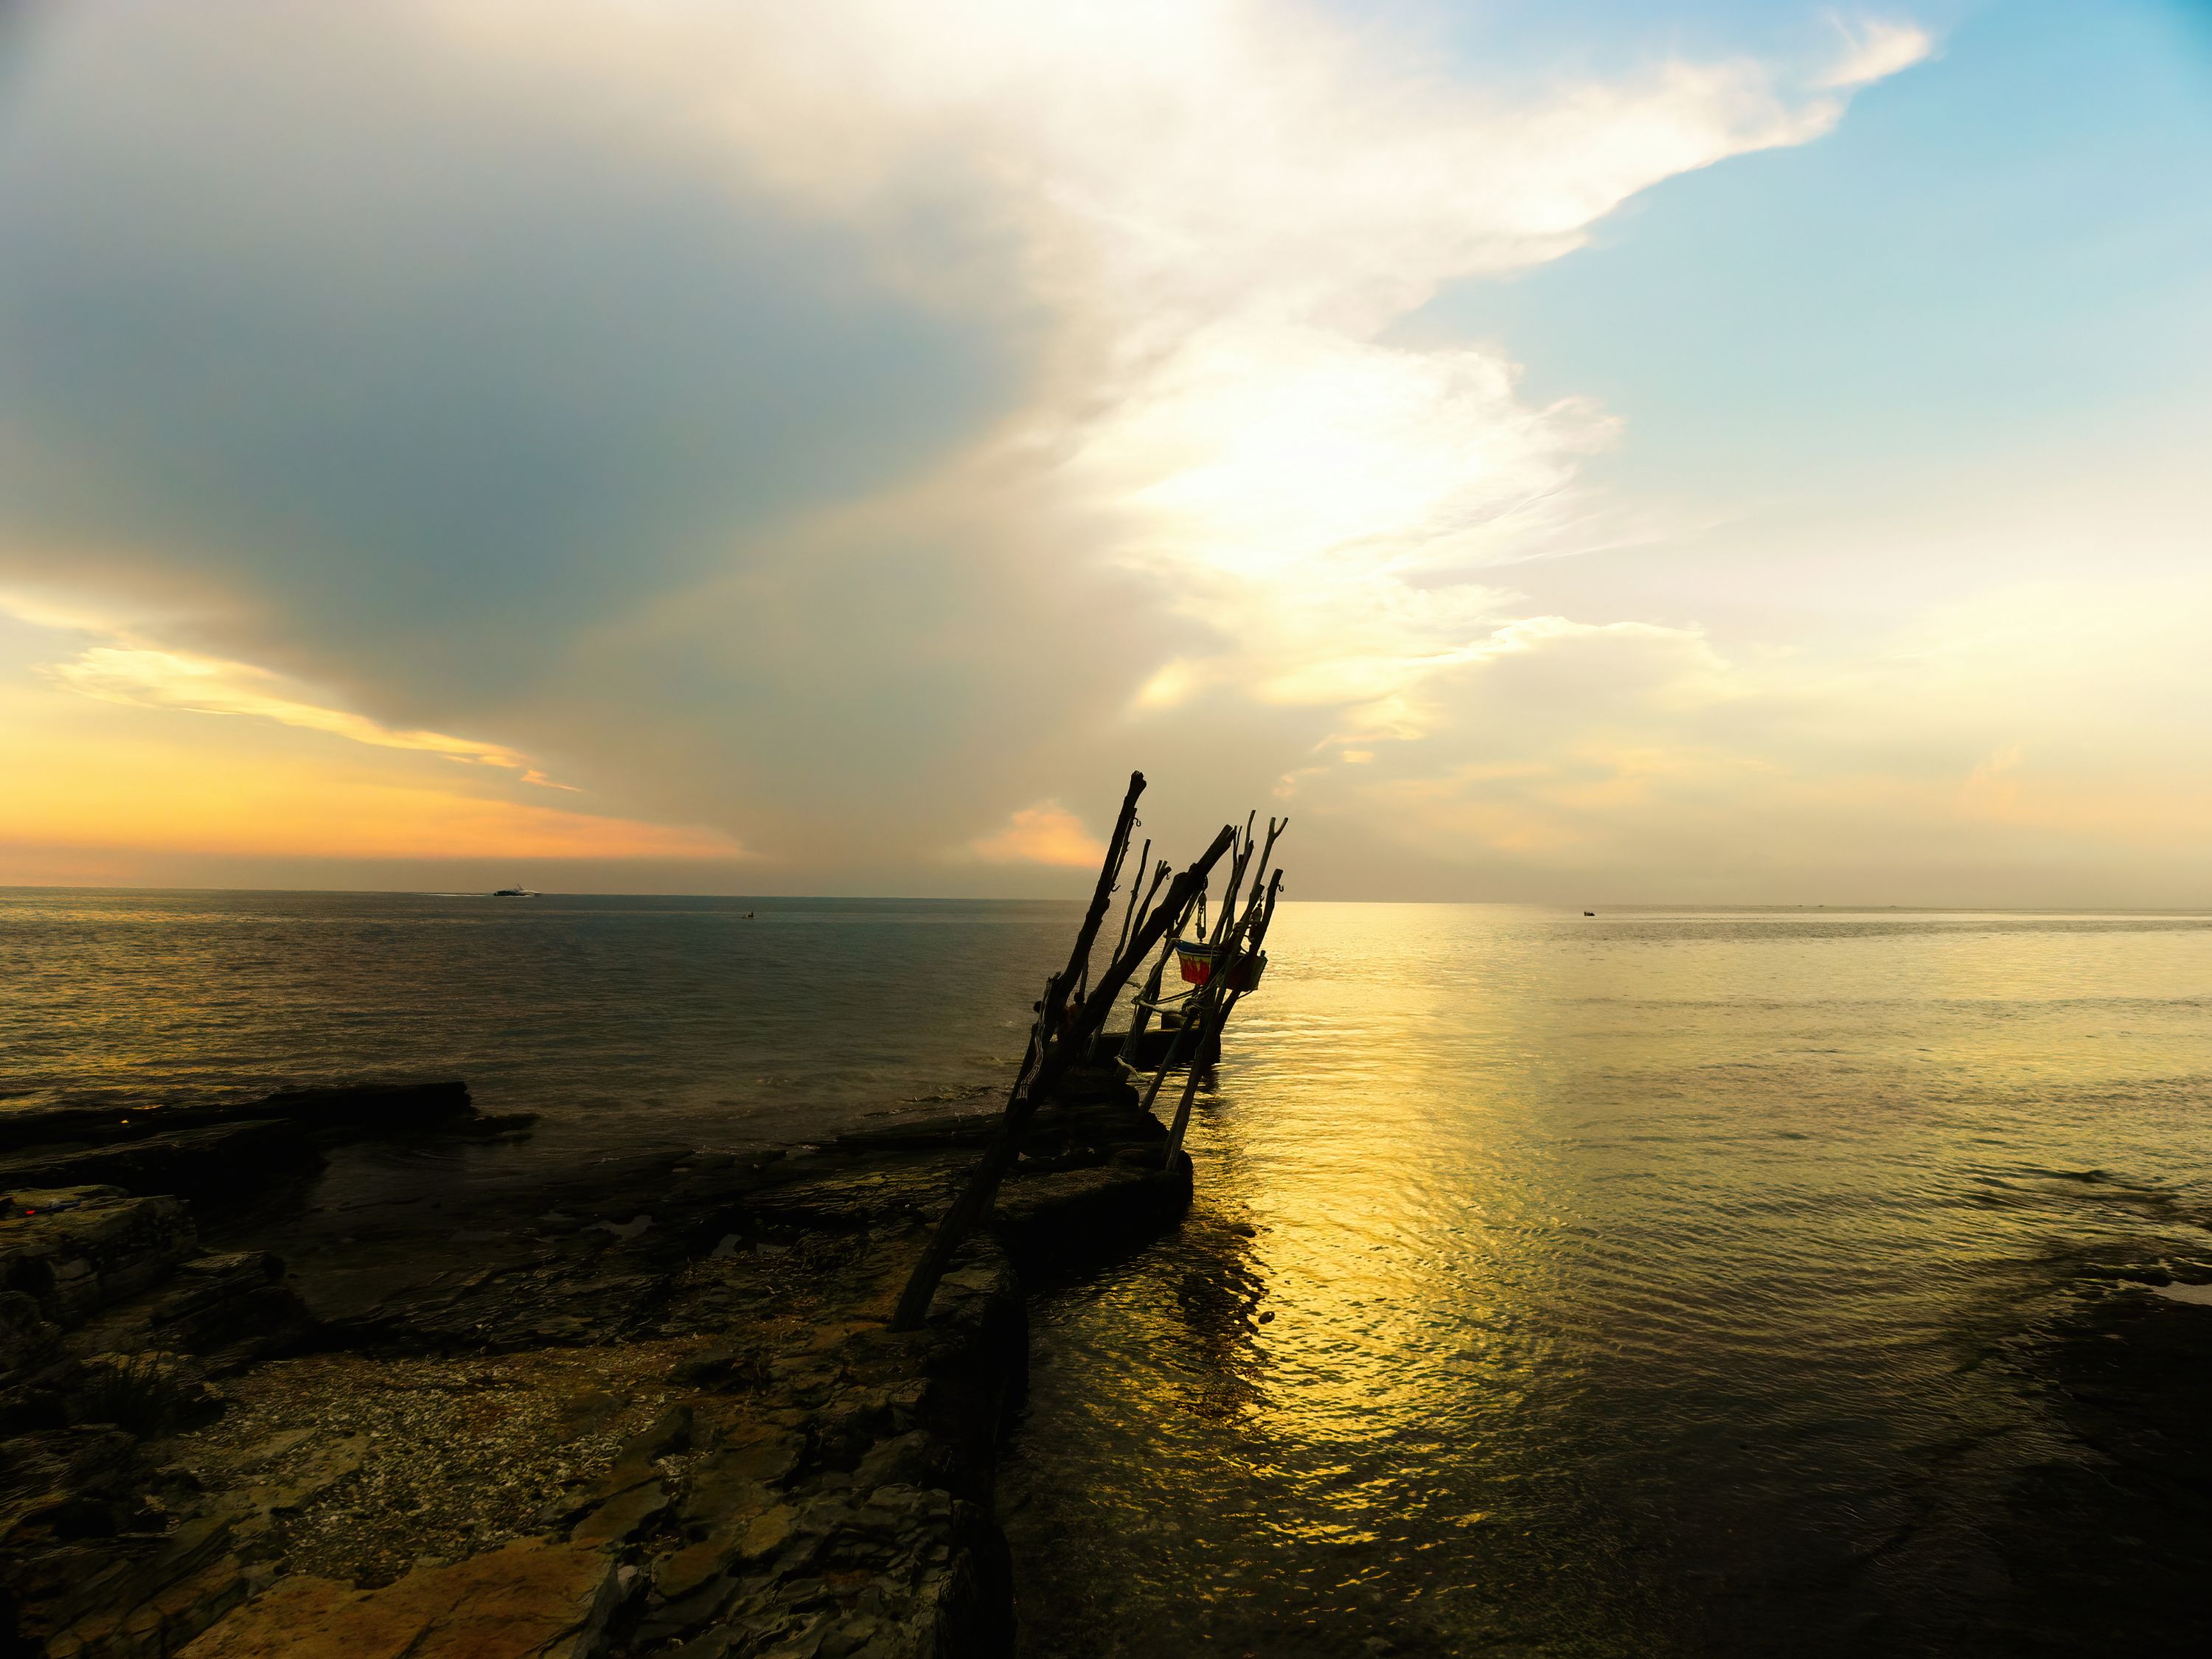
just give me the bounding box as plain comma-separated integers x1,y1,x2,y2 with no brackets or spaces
0,1185,317,1658
1,1071,1189,1659
0,1095,473,1655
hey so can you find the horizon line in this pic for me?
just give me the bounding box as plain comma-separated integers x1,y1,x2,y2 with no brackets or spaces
5,883,2212,917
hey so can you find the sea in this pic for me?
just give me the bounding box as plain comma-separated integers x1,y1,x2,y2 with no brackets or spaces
7,888,2211,1656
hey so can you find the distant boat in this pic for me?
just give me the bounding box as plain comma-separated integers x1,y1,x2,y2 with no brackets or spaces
492,886,537,898
1584,911,1596,917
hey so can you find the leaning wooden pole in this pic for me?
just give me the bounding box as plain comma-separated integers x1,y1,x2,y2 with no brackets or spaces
1214,863,1281,1036
1110,837,1151,964
1128,887,1214,1116
1212,812,1259,943
890,821,1237,1331
1245,816,1287,909
1161,869,1282,1169
1140,881,1260,1127
1107,861,1172,1051
1057,772,1145,1017
1116,866,1179,1063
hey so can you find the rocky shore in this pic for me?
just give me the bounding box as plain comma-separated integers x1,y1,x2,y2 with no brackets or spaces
0,1074,1190,1658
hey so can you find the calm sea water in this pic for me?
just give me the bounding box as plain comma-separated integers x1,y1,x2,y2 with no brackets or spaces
0,889,1064,1152
7,890,2211,1654
1004,903,2212,1657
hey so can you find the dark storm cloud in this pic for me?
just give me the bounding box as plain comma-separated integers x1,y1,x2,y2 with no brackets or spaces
0,0,1025,722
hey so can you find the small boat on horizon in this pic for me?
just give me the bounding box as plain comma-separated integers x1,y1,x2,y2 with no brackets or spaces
491,886,538,897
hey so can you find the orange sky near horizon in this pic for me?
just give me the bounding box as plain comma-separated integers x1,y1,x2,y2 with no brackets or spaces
0,673,742,866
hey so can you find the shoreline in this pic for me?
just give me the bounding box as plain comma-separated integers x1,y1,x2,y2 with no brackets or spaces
1,1076,1190,1658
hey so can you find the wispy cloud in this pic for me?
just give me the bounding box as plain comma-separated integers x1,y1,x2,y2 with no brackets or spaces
1816,17,1935,89
44,644,574,784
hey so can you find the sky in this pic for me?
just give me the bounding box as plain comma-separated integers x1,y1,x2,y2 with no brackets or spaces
1,0,2209,902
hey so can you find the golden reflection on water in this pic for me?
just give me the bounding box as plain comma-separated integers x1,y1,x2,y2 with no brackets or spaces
1003,904,2212,1658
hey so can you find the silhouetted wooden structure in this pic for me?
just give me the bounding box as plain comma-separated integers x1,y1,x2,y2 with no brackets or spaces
889,773,1285,1330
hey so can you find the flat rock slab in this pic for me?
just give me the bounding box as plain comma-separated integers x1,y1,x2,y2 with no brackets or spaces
178,1540,622,1659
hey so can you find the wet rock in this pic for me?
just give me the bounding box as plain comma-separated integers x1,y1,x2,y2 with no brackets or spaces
445,1110,541,1140
994,1160,1191,1281
630,1405,696,1463
742,1161,970,1236
0,1084,526,1219
740,1502,801,1562
653,1523,747,1604
251,1081,476,1138
0,1288,60,1380
46,1549,250,1658
829,1114,1001,1153
27,1506,240,1658
336,1262,674,1354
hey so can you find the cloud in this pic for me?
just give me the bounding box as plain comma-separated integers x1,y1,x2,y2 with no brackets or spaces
0,0,1949,890
1817,17,1935,89
429,0,1909,757
968,801,1107,868
0,674,744,862
0,0,1020,720
1283,570,2212,900
45,644,572,782
0,596,743,866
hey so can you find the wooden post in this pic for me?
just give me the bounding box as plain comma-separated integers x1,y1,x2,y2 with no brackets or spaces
889,823,1237,1331
1161,869,1281,1170
1142,883,1256,1134
1051,772,1144,1026
1105,860,1172,1059
1117,877,1191,1065
1213,865,1281,1037
1125,859,1172,957
1212,813,1258,943
1110,837,1150,964
1245,817,1286,908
